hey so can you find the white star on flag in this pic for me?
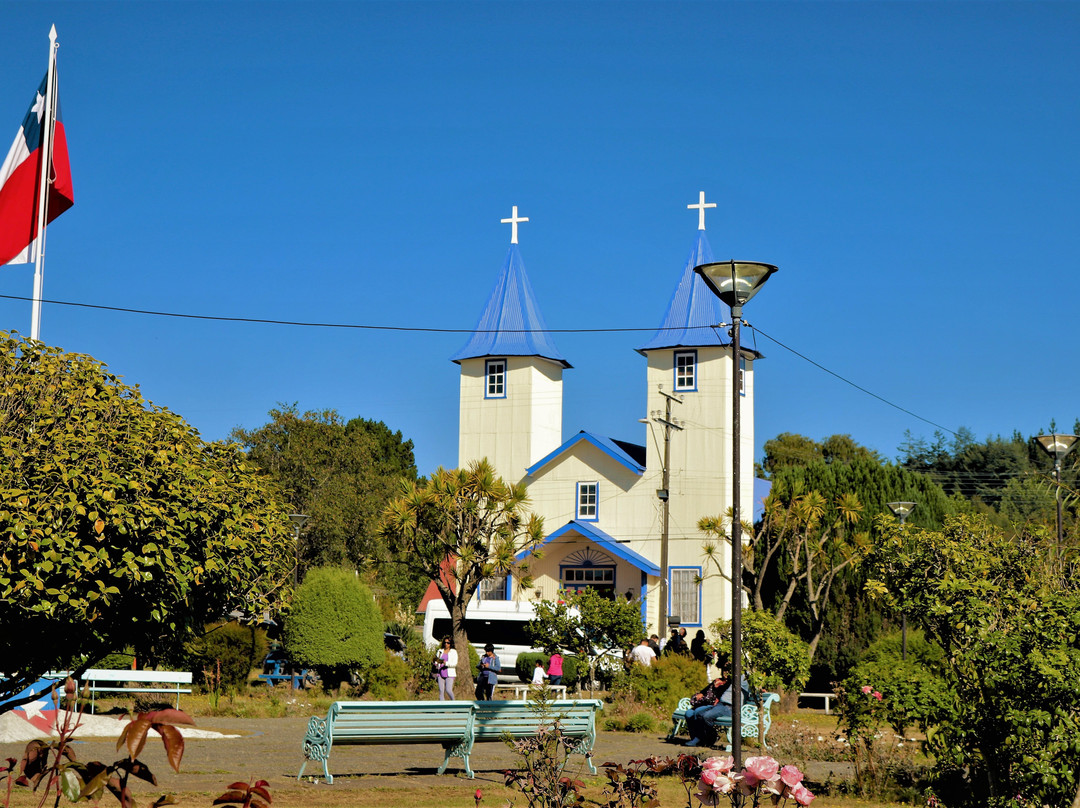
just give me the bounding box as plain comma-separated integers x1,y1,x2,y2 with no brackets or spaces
21,699,48,720
31,91,45,123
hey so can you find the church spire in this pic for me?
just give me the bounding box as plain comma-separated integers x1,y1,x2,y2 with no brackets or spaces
450,217,570,367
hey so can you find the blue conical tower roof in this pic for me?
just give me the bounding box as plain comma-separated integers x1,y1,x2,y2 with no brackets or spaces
636,231,730,354
451,244,571,367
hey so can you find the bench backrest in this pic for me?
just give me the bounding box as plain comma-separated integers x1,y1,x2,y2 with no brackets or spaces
328,700,476,744
82,670,193,685
472,699,602,741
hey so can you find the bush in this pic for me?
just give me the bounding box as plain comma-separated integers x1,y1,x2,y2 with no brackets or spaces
364,650,411,700
514,652,582,684
624,712,658,733
189,622,268,689
90,649,136,671
285,567,383,686
609,653,704,714
709,610,811,694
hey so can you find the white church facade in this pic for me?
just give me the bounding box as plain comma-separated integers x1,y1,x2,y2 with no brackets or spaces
449,198,759,635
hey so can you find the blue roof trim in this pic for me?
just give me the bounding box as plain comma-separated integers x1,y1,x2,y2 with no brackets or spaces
450,244,571,367
525,430,646,477
637,231,731,353
518,520,660,576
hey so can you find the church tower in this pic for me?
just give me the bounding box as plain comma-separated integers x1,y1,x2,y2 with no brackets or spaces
451,207,570,485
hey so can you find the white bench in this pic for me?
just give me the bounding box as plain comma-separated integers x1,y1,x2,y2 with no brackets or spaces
494,683,568,700
798,691,834,714
78,669,193,712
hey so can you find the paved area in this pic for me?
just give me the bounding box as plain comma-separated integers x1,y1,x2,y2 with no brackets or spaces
0,716,852,796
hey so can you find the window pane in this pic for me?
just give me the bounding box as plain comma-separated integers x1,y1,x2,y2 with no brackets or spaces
671,570,700,624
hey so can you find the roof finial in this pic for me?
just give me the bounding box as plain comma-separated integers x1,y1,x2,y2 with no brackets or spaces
501,205,529,244
687,191,716,231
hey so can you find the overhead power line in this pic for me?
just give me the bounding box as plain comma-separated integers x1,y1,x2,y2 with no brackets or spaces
0,292,958,439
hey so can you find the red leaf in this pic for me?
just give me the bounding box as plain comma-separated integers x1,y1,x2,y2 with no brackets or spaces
156,725,185,773
145,709,195,728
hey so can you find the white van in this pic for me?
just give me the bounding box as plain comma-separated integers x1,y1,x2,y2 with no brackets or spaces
422,599,541,677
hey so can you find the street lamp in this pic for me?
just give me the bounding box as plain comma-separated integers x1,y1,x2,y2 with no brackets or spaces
694,259,777,768
886,501,916,660
1035,434,1078,548
289,513,310,586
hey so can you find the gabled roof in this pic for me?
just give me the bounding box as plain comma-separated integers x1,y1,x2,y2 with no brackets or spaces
636,231,730,353
525,430,646,478
450,244,571,368
518,520,660,576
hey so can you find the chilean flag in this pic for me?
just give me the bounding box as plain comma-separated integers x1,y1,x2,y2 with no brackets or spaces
0,72,74,266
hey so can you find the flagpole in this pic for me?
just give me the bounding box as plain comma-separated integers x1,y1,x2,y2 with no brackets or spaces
30,25,58,342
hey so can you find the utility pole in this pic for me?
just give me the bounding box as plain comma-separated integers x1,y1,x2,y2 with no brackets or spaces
653,389,683,635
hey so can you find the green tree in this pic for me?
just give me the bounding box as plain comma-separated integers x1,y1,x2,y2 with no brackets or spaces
230,405,419,606
867,513,1080,807
284,566,383,687
708,609,811,695
377,460,543,682
760,432,881,477
525,587,644,694
0,334,294,708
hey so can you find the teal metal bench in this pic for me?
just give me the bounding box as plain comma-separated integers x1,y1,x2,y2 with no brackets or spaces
473,699,602,775
298,699,602,783
668,692,780,750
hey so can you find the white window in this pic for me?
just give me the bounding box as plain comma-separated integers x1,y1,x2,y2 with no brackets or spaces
675,351,696,391
486,359,506,398
670,568,701,625
562,566,614,593
739,357,747,397
576,482,598,520
478,574,509,601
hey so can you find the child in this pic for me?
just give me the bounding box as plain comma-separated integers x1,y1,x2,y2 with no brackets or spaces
531,659,546,685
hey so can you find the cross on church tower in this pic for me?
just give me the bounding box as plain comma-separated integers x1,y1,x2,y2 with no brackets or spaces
501,205,529,244
687,191,716,231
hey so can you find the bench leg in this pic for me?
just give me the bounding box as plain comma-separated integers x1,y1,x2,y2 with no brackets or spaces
439,741,474,778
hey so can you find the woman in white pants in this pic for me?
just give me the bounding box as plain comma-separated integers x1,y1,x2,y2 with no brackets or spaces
436,637,458,700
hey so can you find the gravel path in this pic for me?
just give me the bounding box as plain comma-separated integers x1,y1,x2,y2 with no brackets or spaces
0,716,853,796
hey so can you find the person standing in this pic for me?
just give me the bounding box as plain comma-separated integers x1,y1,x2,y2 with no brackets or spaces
435,637,457,701
690,630,707,662
531,660,546,685
546,650,564,685
629,638,657,667
477,643,501,700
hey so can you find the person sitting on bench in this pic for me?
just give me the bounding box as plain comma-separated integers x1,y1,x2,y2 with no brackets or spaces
684,656,753,747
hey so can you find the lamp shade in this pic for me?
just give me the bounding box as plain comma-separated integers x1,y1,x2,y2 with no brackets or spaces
694,260,778,309
1036,434,1079,463
886,501,916,521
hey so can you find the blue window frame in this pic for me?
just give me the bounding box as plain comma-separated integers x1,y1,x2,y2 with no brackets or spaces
674,350,697,392
576,481,598,521
485,358,507,399
669,567,702,626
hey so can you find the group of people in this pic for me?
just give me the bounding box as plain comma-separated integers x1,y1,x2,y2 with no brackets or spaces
627,627,710,667
433,638,564,700
681,654,753,747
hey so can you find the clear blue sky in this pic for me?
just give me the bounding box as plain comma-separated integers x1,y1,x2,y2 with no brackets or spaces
2,2,1078,477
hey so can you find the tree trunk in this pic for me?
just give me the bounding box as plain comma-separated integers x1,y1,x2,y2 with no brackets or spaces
451,599,472,682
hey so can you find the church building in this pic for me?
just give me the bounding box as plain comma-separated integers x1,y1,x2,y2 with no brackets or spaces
449,196,760,635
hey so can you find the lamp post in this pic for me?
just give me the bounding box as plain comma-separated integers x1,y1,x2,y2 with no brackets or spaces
694,259,777,768
289,513,310,586
885,501,916,660
1035,434,1078,549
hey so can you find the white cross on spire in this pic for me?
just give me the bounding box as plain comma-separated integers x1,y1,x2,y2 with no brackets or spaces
501,205,529,244
687,191,717,231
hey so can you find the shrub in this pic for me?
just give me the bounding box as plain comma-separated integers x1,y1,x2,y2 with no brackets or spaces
364,650,411,700
514,652,582,684
284,567,383,686
610,653,703,714
709,609,811,694
624,711,657,733
90,649,136,671
189,622,268,689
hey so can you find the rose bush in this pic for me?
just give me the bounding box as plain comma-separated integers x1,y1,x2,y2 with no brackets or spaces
694,755,814,807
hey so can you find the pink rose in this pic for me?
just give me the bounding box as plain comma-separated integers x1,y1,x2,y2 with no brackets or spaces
703,755,735,774
873,691,883,701
761,776,782,796
742,755,779,786
860,685,872,694
714,774,735,795
701,769,717,786
791,781,815,805
780,765,804,788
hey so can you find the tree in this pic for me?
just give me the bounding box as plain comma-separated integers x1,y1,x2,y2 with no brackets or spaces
760,432,882,477
0,335,294,708
708,609,811,694
700,490,868,662
525,587,644,693
230,405,419,606
284,566,383,687
867,514,1080,807
377,459,543,682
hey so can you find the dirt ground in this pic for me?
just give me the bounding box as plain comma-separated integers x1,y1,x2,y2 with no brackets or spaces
0,715,853,798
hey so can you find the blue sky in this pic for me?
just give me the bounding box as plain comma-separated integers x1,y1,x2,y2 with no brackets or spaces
1,2,1078,477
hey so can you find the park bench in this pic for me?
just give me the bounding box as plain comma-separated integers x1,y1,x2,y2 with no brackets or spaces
78,669,193,712
297,699,603,783
668,692,779,750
